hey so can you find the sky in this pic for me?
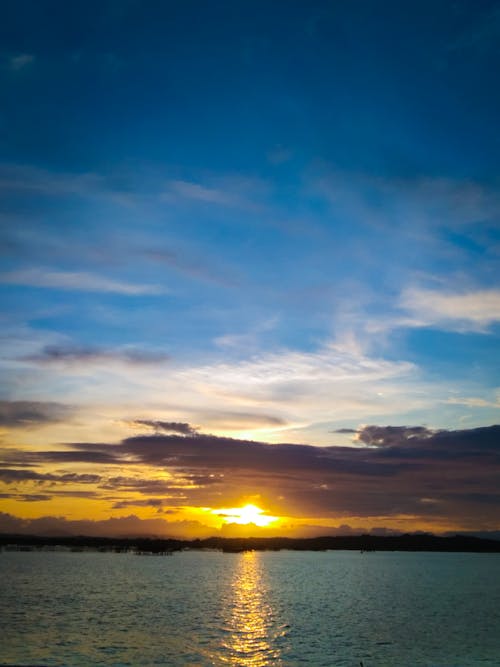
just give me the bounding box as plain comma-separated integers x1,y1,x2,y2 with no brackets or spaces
1,0,500,538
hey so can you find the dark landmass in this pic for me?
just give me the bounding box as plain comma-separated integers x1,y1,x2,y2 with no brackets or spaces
1,532,500,553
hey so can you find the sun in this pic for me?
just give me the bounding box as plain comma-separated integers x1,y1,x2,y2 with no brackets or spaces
212,503,278,527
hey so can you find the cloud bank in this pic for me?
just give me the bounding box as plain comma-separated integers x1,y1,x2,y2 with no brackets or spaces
1,424,499,533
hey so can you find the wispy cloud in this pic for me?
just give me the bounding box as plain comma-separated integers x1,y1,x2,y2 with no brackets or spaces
0,469,101,484
22,344,169,366
111,498,172,510
0,268,166,295
195,411,286,430
161,176,266,211
163,180,241,206
0,163,138,208
312,169,500,232
267,145,293,165
0,400,72,428
1,337,440,443
15,494,52,502
446,394,500,409
0,163,98,196
8,54,35,71
132,420,197,435
166,342,425,431
401,287,500,332
144,247,239,287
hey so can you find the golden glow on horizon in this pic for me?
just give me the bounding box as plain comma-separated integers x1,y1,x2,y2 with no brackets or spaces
212,504,278,527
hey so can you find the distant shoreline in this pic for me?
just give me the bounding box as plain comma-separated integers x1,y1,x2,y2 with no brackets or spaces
2,532,500,553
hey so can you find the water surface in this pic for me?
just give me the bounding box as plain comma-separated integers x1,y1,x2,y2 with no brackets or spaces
1,549,499,666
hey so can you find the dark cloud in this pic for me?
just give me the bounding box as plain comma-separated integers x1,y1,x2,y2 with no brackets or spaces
364,425,500,463
21,344,169,365
56,472,102,484
98,476,173,493
5,424,500,477
357,425,435,447
1,423,499,528
111,498,167,509
0,449,121,466
99,425,500,522
332,428,358,434
0,400,72,428
40,450,121,465
0,469,101,484
133,420,197,435
100,432,421,476
71,434,329,471
0,493,52,502
46,490,100,498
98,472,220,496
117,349,170,365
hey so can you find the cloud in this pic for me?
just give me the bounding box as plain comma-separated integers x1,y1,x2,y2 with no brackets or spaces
196,411,287,430
15,422,498,475
0,268,166,295
160,174,270,215
0,400,72,428
4,337,430,443
0,469,101,484
111,498,168,509
313,170,500,233
65,432,387,476
1,448,122,466
356,425,435,447
401,287,500,332
2,423,499,528
99,473,220,495
159,341,428,435
162,179,248,208
446,395,500,409
0,492,52,502
9,54,35,71
133,420,198,435
267,145,293,165
0,163,133,205
144,248,238,287
134,412,287,434
72,425,500,524
22,344,169,366
164,180,239,206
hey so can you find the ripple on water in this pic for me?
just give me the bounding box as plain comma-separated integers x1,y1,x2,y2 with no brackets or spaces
1,550,500,666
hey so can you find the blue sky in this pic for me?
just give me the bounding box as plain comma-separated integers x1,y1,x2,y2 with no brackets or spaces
0,1,499,535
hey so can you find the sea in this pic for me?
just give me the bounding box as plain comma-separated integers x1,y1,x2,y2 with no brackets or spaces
1,549,499,666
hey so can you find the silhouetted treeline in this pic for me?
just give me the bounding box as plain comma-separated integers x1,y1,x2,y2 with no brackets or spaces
1,532,500,553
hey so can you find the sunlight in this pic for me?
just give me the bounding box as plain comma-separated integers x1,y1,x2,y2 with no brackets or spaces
218,550,283,665
212,504,278,527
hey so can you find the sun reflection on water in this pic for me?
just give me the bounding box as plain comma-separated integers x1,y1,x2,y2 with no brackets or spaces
219,551,284,666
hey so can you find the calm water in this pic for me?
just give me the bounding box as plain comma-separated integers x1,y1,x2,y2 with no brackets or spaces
1,550,500,666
